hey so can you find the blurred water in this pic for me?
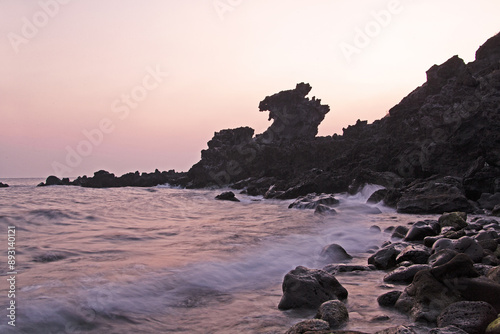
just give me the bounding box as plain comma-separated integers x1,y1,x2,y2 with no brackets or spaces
0,179,427,333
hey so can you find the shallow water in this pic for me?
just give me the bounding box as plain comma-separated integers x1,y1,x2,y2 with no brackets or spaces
0,179,434,333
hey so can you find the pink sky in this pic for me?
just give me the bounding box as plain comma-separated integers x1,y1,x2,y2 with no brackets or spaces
1,0,499,178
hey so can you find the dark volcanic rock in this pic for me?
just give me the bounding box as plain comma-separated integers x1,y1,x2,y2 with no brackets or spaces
315,300,349,329
285,319,330,334
368,242,408,270
0,182,9,188
288,193,339,209
320,244,353,263
404,221,440,241
215,191,240,202
256,82,329,143
377,291,403,307
278,266,348,310
437,301,497,334
384,264,430,284
397,177,473,214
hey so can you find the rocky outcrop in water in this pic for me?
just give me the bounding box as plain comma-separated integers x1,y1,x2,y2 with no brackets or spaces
0,182,9,187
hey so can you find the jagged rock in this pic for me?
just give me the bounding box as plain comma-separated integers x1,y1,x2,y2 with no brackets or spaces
0,182,9,188
437,301,497,334
256,82,329,143
320,244,353,263
278,266,348,310
215,191,240,202
285,319,330,334
377,291,402,307
315,300,349,329
397,178,473,214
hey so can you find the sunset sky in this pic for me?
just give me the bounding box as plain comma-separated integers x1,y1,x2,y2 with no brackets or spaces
1,0,499,178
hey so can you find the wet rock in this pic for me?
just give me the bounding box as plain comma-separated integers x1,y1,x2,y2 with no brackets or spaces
367,189,387,204
432,237,484,263
428,249,459,267
396,245,431,264
457,277,500,312
320,244,353,263
0,182,9,187
438,212,468,230
430,253,479,280
424,236,443,248
397,178,473,214
368,243,408,270
437,301,497,334
278,266,348,310
323,264,375,275
404,221,440,241
486,316,500,334
370,225,382,233
377,291,402,307
384,265,430,284
315,300,349,329
215,191,240,202
315,204,337,215
288,193,339,210
392,226,409,239
285,319,330,334
394,269,463,323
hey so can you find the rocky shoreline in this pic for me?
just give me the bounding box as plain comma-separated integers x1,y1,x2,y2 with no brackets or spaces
35,32,500,333
277,196,500,333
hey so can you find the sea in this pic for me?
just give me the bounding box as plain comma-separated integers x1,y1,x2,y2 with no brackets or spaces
0,178,435,334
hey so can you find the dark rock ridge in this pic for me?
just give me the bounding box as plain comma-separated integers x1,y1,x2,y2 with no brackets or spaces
184,32,500,213
41,33,500,214
0,182,9,188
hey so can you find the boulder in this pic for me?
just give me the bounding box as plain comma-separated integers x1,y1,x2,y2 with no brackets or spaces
377,291,402,307
285,319,330,334
315,300,349,329
397,178,473,214
432,237,484,263
315,204,338,215
0,182,9,188
404,221,440,241
493,205,500,217
215,191,240,202
396,245,431,264
368,243,408,270
437,301,497,334
394,269,463,323
392,226,409,239
438,212,468,230
430,253,479,280
428,249,460,267
278,266,348,310
384,265,430,284
320,244,353,263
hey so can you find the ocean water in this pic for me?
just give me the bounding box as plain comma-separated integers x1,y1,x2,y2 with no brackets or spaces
0,179,430,333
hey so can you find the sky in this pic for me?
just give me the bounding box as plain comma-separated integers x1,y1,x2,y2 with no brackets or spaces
1,0,499,178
